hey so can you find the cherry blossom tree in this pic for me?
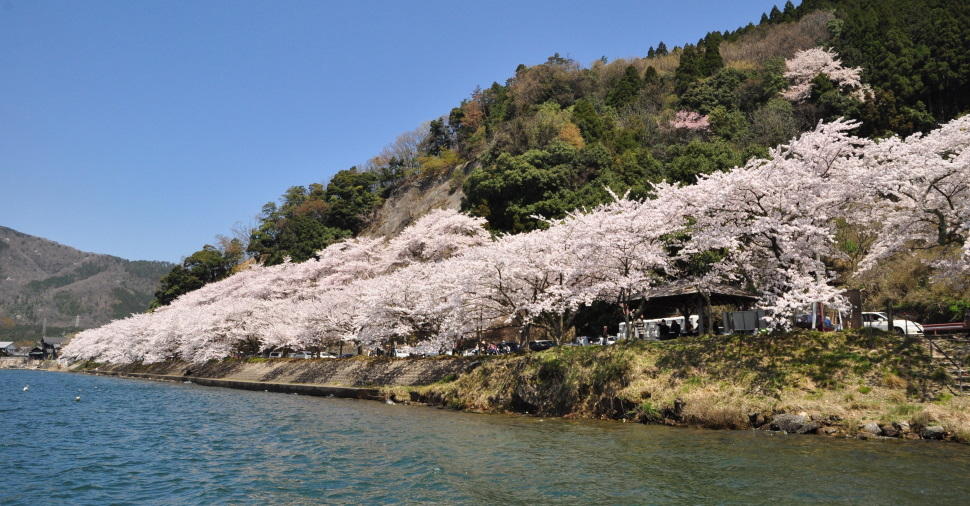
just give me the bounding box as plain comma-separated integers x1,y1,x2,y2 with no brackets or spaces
654,118,871,325
562,193,677,337
859,115,970,271
61,116,970,364
382,208,490,268
782,47,869,103
670,110,710,130
461,223,600,344
359,261,468,354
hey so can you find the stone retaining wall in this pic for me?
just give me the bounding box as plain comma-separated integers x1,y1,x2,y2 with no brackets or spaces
93,356,481,387
0,357,28,368
86,370,384,400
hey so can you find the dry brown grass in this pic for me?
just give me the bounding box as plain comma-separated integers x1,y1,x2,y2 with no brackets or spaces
721,11,834,64
588,10,832,87
395,330,970,442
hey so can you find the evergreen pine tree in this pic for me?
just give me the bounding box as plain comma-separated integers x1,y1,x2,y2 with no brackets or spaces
608,65,644,108
423,119,451,156
782,1,796,22
700,35,724,76
675,44,701,93
769,5,782,23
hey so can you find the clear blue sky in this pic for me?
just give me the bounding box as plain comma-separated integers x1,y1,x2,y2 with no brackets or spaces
1,0,789,262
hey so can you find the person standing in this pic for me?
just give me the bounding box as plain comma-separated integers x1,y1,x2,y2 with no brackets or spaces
670,320,682,338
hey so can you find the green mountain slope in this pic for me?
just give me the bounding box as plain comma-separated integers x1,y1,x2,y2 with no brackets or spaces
0,226,173,341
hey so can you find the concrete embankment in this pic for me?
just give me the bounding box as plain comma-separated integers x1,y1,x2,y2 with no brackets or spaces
86,370,384,400
72,356,481,402
0,357,63,370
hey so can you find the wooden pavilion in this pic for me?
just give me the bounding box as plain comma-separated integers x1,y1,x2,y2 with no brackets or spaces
633,280,760,334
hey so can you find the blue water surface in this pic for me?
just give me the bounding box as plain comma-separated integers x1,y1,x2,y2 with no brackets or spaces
2,369,969,505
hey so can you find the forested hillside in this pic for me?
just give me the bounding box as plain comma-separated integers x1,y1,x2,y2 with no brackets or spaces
153,0,970,321
0,226,172,341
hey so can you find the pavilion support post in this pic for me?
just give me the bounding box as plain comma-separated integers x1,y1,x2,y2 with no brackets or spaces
703,291,713,335
696,296,705,335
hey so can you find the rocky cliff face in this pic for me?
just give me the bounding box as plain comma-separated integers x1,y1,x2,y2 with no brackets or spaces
363,165,468,238
0,226,172,336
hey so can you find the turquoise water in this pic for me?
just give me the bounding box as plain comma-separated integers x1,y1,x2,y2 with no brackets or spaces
2,370,969,505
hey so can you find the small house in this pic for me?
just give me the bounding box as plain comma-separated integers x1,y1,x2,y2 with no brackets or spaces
0,341,17,356
41,336,68,359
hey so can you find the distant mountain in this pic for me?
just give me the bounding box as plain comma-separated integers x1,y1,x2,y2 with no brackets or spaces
0,226,173,341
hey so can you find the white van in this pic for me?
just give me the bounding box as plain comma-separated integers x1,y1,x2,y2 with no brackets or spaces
862,312,924,336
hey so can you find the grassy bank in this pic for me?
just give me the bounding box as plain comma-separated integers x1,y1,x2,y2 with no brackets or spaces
389,331,970,442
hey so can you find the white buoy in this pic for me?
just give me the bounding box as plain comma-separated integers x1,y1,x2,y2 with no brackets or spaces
74,396,81,402
23,385,29,392
385,399,395,405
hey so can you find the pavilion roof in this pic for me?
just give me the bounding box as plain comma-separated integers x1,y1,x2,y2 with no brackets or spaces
634,280,759,316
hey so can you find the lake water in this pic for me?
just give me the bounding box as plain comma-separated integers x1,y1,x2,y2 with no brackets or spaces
2,369,969,505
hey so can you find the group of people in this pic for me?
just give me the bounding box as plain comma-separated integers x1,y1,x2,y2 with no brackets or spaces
656,319,687,340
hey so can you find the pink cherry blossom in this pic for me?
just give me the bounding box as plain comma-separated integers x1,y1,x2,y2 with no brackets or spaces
782,47,869,103
62,116,970,362
670,110,710,130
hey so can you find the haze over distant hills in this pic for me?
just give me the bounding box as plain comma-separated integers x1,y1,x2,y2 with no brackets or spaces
0,226,172,341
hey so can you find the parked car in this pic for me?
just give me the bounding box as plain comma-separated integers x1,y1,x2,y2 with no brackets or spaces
394,349,410,358
461,348,481,356
268,351,285,358
288,351,315,359
498,341,520,354
862,312,924,336
528,340,556,352
337,353,355,359
795,314,838,331
318,352,337,359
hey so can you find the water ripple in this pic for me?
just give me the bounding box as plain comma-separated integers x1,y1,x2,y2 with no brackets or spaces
2,370,970,505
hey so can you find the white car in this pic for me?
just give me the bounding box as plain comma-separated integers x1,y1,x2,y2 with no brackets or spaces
393,349,410,358
862,312,924,336
287,351,315,359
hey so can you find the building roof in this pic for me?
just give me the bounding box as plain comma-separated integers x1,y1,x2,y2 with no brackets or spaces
634,280,759,317
638,280,759,302
0,341,15,348
42,336,68,346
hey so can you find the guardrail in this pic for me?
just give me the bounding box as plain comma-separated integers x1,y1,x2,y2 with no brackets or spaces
922,323,969,335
